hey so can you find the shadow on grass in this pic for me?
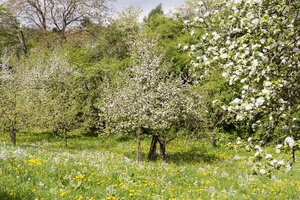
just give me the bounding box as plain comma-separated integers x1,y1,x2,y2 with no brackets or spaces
121,145,224,165
17,130,55,142
165,150,222,164
0,191,29,200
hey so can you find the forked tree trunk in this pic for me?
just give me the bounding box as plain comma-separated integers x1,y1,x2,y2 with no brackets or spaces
10,128,16,146
158,135,166,161
148,135,158,160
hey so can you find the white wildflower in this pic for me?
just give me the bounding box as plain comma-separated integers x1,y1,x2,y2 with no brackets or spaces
260,169,266,174
212,99,218,104
270,159,277,166
286,165,291,173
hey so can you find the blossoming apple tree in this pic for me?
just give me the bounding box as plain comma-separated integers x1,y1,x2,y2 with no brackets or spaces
102,35,202,161
185,0,299,167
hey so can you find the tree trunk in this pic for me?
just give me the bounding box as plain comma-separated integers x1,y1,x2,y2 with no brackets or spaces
158,135,166,161
292,148,296,164
63,129,68,147
148,135,158,160
10,128,16,146
211,129,217,147
136,128,142,163
18,30,28,55
53,130,58,137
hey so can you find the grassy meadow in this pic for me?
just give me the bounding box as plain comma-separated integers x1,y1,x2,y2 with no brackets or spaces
0,132,299,200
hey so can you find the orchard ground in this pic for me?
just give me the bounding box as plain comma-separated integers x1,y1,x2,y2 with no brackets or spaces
0,131,299,200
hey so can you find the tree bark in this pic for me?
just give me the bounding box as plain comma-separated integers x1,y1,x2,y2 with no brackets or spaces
53,130,58,137
211,129,217,147
10,128,16,146
158,135,166,161
63,129,68,147
136,128,142,163
18,30,28,55
148,135,158,160
210,130,217,147
292,148,296,164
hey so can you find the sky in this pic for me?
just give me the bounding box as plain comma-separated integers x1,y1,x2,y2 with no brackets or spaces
113,0,187,21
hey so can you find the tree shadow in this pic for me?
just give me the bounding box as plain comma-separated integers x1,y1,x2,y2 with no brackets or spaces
120,145,225,165
165,150,222,165
115,135,134,142
17,130,55,143
0,191,26,200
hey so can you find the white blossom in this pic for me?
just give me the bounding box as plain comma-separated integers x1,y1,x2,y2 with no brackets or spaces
220,53,228,59
243,85,249,90
265,154,272,159
284,137,295,148
278,160,284,165
264,81,272,87
245,104,253,110
236,114,243,121
245,145,250,151
232,98,241,104
222,72,228,78
255,97,265,106
254,152,260,157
